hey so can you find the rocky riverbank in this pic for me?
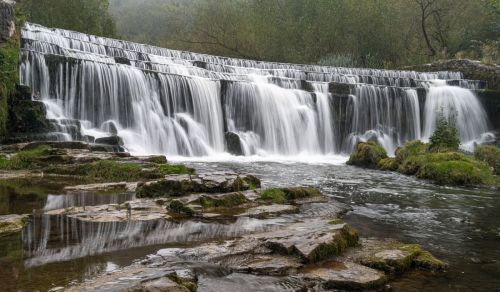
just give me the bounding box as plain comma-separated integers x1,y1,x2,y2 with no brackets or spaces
0,141,447,291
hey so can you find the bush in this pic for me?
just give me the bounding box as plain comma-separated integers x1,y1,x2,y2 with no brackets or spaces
347,141,388,169
429,111,460,152
474,145,500,175
378,157,399,171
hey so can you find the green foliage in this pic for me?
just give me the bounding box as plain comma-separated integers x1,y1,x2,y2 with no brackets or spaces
109,0,498,67
474,145,500,175
417,159,495,185
395,140,427,163
20,0,116,37
260,188,287,204
429,111,460,152
347,141,388,169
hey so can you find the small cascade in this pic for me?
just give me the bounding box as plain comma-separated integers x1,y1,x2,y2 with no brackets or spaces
22,215,283,267
422,83,494,151
19,22,495,157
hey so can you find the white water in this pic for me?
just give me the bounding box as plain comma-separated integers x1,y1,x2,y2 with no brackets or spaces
19,23,495,158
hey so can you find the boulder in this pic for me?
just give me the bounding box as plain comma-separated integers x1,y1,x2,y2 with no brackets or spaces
95,135,124,146
347,141,388,169
225,132,243,156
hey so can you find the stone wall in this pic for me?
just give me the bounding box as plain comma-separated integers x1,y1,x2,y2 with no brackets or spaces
0,0,15,43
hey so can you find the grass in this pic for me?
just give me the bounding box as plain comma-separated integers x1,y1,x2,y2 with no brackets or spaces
0,145,54,170
157,164,194,175
474,145,500,175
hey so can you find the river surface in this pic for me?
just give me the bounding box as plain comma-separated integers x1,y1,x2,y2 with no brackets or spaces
0,159,499,291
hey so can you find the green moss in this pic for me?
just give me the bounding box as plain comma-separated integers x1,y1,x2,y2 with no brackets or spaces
328,218,344,225
395,140,427,163
347,141,388,169
199,192,248,209
169,200,195,217
413,250,447,271
474,145,500,175
282,187,321,200
363,243,421,274
416,159,495,186
307,224,359,263
378,157,399,171
243,175,261,189
167,273,197,292
232,176,244,191
260,188,287,204
157,164,194,175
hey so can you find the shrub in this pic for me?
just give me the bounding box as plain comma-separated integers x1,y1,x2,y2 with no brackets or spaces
347,141,388,169
474,145,500,175
429,111,460,152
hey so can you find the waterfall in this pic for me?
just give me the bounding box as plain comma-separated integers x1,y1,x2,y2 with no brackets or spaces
19,22,494,157
422,83,494,151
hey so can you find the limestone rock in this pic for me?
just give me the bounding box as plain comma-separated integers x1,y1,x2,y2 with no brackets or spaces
0,214,29,236
301,261,386,290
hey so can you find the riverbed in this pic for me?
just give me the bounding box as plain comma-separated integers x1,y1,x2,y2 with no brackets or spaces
0,160,498,291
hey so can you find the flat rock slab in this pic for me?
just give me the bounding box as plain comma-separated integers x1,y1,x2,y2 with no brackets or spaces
249,220,357,263
0,214,29,236
136,173,261,198
45,199,168,222
238,204,299,219
301,261,386,290
217,253,302,276
64,182,137,192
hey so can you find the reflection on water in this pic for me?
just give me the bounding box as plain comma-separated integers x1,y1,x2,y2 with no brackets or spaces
0,162,498,291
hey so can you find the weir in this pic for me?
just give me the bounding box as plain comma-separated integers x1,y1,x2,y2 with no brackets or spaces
19,23,495,157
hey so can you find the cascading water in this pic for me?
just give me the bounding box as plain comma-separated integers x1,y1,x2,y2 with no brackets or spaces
19,22,495,158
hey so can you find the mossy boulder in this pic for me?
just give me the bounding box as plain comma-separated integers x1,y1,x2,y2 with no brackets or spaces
360,243,446,274
378,157,398,171
347,141,388,169
395,140,427,164
260,188,287,204
474,145,500,175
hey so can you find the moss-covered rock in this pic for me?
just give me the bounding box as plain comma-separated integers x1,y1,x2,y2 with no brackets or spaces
199,192,249,210
395,140,427,164
0,214,29,237
378,157,399,171
474,145,500,175
260,188,287,204
167,273,197,292
362,243,421,274
169,200,195,217
347,141,388,169
413,250,447,271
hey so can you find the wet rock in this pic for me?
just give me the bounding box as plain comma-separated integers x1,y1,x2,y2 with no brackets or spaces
141,155,168,164
413,250,448,271
0,214,29,236
301,261,387,290
136,173,261,198
45,200,168,223
218,253,303,276
169,200,196,217
225,132,243,156
251,220,359,263
95,135,124,146
198,192,250,210
90,144,125,153
22,141,90,151
238,204,299,219
64,182,137,192
138,276,190,292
